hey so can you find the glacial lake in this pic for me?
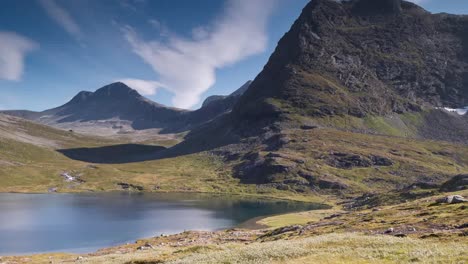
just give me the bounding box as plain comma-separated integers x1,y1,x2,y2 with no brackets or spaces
0,193,327,255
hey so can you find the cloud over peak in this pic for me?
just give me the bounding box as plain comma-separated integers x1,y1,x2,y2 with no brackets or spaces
117,78,164,96
123,0,277,109
0,32,38,81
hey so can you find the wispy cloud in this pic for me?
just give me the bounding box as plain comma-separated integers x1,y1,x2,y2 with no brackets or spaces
406,0,427,4
0,32,38,81
147,19,169,37
117,78,164,96
38,0,82,41
120,0,147,12
122,0,277,109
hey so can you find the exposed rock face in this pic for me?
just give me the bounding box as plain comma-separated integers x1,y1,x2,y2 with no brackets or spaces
352,0,402,16
176,0,468,189
326,152,393,169
234,0,468,122
440,174,468,192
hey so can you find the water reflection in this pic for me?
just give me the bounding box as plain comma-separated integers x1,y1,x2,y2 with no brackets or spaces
0,193,328,255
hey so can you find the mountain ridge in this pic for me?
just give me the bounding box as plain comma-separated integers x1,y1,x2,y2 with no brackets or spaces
167,0,468,192
220,0,468,140
1,81,251,135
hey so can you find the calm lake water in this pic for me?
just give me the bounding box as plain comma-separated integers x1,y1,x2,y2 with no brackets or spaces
0,193,327,255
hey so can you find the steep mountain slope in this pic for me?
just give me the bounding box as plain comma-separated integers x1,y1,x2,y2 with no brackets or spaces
2,81,251,135
230,0,468,139
172,0,468,196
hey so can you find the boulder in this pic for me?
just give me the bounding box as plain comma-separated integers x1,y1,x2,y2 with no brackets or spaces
326,152,393,169
137,243,154,250
300,125,318,130
436,195,468,204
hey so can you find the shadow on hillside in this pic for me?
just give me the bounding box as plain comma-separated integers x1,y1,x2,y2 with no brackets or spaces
57,144,166,164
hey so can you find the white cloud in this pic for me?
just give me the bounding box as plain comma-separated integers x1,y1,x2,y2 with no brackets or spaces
405,0,426,4
120,0,147,12
122,0,277,109
0,32,38,81
38,0,82,40
148,19,170,37
117,78,164,96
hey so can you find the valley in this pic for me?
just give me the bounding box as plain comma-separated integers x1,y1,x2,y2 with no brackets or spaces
0,0,467,263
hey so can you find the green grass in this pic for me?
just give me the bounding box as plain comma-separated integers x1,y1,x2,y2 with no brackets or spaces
166,234,467,264
258,209,343,228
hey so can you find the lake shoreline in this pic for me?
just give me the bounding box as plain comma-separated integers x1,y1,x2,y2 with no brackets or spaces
0,192,328,256
0,189,334,204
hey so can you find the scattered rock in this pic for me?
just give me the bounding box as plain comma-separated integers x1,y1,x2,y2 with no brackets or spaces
384,227,394,234
276,184,290,191
436,195,468,204
440,174,468,192
137,243,154,250
234,153,297,184
370,155,394,166
406,181,439,190
265,225,302,237
117,182,144,191
326,152,393,169
452,196,468,204
48,187,58,193
420,234,440,239
300,125,318,130
324,214,342,220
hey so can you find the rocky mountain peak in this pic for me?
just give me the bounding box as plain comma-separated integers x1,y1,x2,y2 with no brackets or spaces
351,0,402,16
68,91,93,105
93,82,142,100
233,0,468,124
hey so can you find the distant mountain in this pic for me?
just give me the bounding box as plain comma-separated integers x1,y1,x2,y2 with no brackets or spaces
202,81,252,107
1,81,251,135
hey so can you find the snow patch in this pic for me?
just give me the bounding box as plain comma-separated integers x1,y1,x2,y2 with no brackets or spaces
61,172,75,182
442,106,468,115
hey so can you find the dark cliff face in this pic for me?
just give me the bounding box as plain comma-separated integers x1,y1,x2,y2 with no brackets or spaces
234,0,468,122
352,0,402,16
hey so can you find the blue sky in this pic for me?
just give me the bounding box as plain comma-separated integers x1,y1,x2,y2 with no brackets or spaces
0,0,467,111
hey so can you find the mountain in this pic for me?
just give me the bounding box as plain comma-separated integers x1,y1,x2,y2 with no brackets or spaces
207,0,467,142
1,0,468,206
202,81,252,107
172,0,468,194
2,81,251,135
1,82,184,134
